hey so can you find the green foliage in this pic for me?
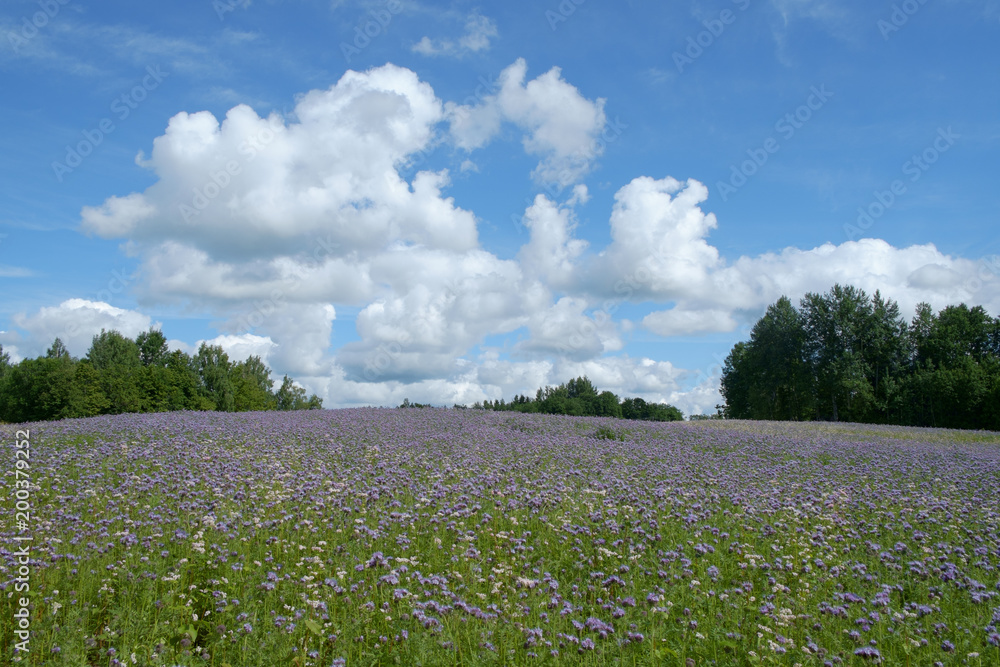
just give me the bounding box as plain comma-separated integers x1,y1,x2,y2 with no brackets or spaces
0,330,320,423
86,329,143,414
471,375,683,423
71,360,110,417
275,375,323,411
721,341,753,420
87,329,141,370
592,424,629,441
750,296,813,420
398,398,432,408
233,355,276,411
720,284,1000,430
595,390,623,418
0,356,77,422
46,337,71,360
137,327,170,366
801,284,876,422
195,343,235,412
621,396,683,421
0,344,10,381
276,374,305,410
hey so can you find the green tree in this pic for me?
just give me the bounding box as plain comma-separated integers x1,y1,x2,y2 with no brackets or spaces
647,403,684,421
900,357,991,429
274,375,322,410
276,375,306,410
538,384,569,415
86,330,142,414
195,343,235,412
620,397,646,420
566,376,597,399
69,361,110,417
594,390,622,418
165,349,215,411
720,285,1000,430
720,341,753,419
0,344,10,381
87,329,141,370
136,328,170,367
46,337,71,360
745,296,813,420
801,284,875,421
0,356,77,422
233,355,276,411
923,304,993,369
909,302,936,366
863,291,909,423
0,332,325,421
985,361,1000,431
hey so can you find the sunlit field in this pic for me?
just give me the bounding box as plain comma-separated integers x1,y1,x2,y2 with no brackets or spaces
3,409,999,666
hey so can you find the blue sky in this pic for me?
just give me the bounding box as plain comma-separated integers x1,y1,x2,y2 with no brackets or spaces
1,0,998,414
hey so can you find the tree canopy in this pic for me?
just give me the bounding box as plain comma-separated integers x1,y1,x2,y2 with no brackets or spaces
0,328,323,423
454,376,684,422
720,284,1000,430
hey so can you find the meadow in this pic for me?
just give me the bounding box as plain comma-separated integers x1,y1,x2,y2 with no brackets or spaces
2,409,999,666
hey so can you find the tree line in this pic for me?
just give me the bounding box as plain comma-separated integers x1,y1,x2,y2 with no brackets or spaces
400,376,685,422
720,284,1000,430
0,328,322,423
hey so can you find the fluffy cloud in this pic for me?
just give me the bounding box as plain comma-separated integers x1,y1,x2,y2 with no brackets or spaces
78,60,608,319
906,263,964,290
81,65,471,260
710,240,998,317
553,175,998,335
412,14,498,57
514,297,622,361
642,309,737,337
517,190,589,288
669,375,725,419
587,176,722,299
448,58,608,186
336,249,543,383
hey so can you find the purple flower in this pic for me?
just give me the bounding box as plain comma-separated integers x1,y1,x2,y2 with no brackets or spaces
854,646,881,661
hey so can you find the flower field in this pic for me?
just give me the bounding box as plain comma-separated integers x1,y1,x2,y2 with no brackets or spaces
2,409,1000,666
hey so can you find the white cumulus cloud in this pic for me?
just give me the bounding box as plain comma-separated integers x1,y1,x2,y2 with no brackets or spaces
448,58,608,187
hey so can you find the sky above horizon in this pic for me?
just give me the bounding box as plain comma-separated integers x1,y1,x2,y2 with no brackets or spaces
1,0,998,414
